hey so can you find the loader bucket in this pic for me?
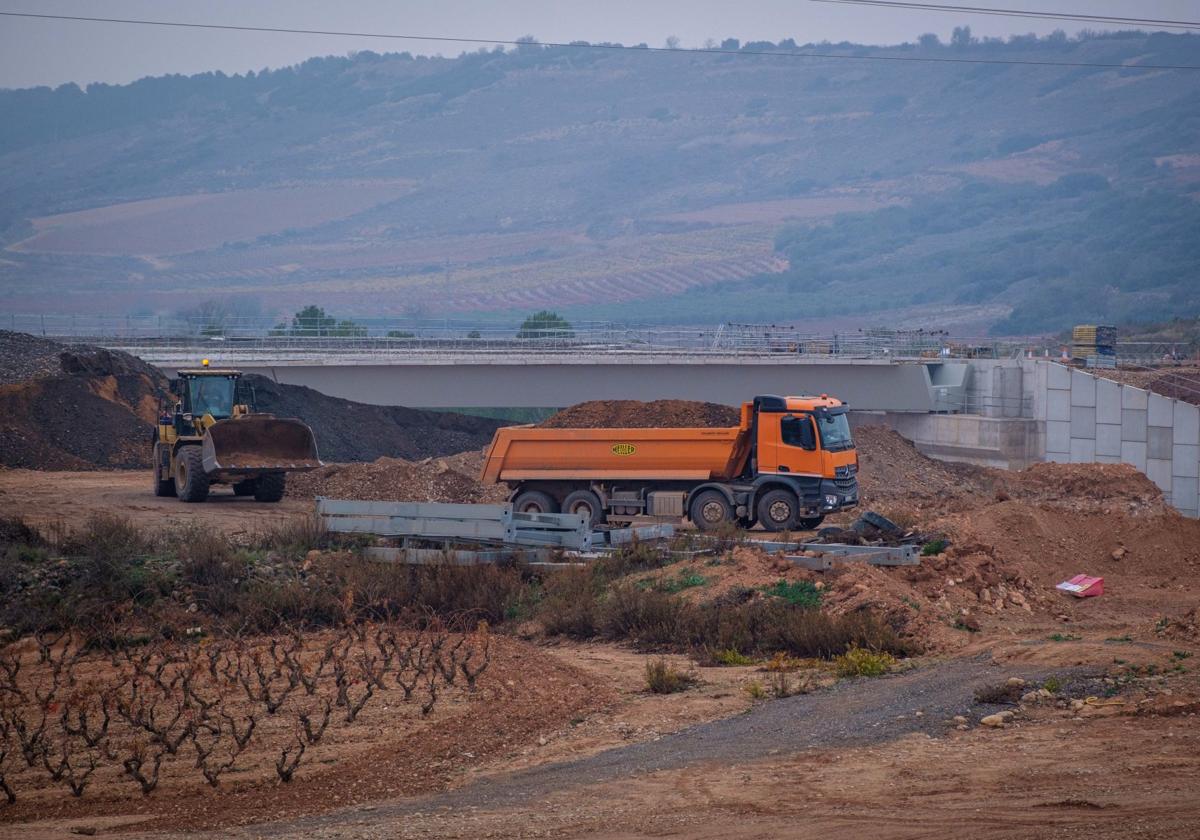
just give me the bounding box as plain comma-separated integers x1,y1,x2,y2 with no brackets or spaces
201,415,321,476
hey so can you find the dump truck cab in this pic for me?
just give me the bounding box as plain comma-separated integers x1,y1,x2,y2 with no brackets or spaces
744,394,858,529
152,361,320,504
480,394,858,532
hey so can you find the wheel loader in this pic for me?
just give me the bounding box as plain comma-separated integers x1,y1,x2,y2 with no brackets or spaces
152,362,321,503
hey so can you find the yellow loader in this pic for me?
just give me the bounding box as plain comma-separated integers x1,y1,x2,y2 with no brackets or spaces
152,361,321,503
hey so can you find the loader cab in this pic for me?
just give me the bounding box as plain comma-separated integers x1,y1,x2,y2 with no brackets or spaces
173,368,244,430
753,394,856,477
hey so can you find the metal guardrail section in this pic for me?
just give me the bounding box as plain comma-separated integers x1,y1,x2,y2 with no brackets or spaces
6,313,1040,361
753,539,921,569
317,498,675,553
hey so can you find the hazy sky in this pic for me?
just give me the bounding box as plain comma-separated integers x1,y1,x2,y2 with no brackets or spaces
1,0,1196,89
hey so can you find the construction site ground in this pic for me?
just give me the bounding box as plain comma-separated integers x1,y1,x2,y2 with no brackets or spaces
1,402,1198,839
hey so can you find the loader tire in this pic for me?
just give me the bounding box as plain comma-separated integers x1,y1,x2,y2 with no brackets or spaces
513,489,557,515
232,480,257,497
254,473,286,503
174,446,210,503
562,489,606,529
152,443,176,497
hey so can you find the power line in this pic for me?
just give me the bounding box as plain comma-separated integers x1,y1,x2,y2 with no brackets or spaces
809,0,1200,31
1,10,1199,72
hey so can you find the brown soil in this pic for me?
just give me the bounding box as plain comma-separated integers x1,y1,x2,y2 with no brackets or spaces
286,450,508,504
0,331,506,471
0,469,312,534
0,634,614,834
1093,364,1200,406
540,399,740,429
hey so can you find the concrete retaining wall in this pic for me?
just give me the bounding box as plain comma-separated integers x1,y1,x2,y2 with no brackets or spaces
1035,362,1199,517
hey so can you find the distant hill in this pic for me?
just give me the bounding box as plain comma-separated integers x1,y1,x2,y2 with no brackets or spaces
1,30,1198,334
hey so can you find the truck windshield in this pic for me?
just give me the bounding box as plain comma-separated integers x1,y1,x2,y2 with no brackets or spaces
816,411,853,451
188,377,235,418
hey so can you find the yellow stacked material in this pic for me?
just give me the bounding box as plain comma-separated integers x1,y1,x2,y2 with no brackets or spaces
1071,324,1117,360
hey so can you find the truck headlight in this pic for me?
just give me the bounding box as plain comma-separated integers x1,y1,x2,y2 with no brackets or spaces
824,494,839,508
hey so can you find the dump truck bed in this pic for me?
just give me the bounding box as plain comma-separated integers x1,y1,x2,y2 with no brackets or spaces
481,423,752,484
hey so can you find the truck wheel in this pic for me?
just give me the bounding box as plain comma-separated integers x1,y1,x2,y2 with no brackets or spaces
174,446,210,503
152,443,176,497
756,489,798,532
797,515,825,530
689,489,732,531
513,489,557,515
232,480,258,497
562,489,606,529
254,473,286,502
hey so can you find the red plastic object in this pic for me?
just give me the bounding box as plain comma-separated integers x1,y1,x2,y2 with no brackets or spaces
1056,575,1104,598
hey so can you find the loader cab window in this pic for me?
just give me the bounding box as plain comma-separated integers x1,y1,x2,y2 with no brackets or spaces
186,377,236,419
815,409,853,451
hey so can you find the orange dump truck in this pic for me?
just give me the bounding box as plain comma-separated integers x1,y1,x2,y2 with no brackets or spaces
480,395,859,531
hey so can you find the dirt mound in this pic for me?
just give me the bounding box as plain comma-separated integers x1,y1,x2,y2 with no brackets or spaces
287,450,508,504
852,425,995,508
540,400,739,429
244,375,505,463
0,332,170,470
0,331,507,470
998,461,1168,515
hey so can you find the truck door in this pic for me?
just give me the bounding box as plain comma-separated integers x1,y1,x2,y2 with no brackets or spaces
758,412,821,476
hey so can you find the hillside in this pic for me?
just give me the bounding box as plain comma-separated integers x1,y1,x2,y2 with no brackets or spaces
1,30,1198,333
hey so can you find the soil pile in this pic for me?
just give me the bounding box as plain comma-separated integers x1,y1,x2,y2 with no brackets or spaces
0,331,507,470
243,375,504,462
287,450,508,504
541,400,739,429
852,425,995,509
0,332,170,469
997,461,1167,515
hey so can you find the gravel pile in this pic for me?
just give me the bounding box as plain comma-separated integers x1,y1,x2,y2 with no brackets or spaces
244,376,505,463
540,399,739,429
287,450,508,504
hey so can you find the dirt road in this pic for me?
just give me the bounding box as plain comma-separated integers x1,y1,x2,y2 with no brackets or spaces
0,469,312,534
143,655,1199,840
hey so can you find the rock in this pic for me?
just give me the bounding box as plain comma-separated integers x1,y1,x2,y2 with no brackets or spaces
1006,677,1026,689
537,735,548,746
1111,546,1127,561
952,715,968,725
980,713,1009,728
70,829,98,837
1070,699,1086,711
956,724,969,731
1008,591,1027,607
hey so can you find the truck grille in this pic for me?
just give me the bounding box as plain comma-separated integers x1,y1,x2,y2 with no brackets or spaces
834,475,858,494
835,463,858,479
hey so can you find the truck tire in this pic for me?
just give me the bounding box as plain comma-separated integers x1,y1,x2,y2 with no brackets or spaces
232,480,258,497
152,443,176,497
254,473,286,503
756,489,799,533
797,515,825,530
689,489,732,531
562,489,606,529
513,489,557,515
174,446,210,503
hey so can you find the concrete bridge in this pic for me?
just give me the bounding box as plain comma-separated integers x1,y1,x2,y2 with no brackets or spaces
132,347,972,414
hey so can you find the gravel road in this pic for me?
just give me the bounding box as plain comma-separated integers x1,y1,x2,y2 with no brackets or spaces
232,654,1073,839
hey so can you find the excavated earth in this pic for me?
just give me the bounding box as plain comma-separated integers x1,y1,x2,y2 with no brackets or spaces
539,399,740,428
0,331,505,470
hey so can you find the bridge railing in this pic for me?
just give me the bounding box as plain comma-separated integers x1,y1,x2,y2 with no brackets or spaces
5,313,1038,360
